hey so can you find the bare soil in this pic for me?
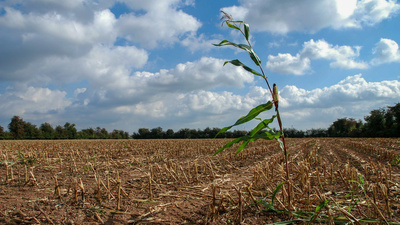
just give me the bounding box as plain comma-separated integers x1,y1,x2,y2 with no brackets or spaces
0,138,399,224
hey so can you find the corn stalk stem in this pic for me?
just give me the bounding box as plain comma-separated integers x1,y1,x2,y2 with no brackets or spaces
228,17,291,211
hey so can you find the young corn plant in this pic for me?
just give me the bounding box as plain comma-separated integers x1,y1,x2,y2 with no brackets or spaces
213,11,291,209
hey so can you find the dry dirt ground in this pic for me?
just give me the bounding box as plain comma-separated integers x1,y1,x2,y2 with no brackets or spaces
0,138,399,224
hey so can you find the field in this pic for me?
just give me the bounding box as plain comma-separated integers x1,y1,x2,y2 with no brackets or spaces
0,138,399,224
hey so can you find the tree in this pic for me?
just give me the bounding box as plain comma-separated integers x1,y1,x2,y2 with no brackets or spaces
8,116,26,139
364,109,386,137
54,125,66,139
24,122,42,139
387,103,400,137
40,122,55,139
64,122,77,139
165,129,175,138
79,127,95,139
328,117,361,137
138,128,151,139
0,125,4,139
150,127,164,139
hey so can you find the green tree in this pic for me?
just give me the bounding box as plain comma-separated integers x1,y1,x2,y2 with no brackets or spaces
24,122,42,139
95,127,109,139
8,115,26,139
165,129,175,138
63,122,77,139
54,125,66,139
40,122,55,139
138,128,150,139
0,125,4,139
150,127,164,139
78,128,94,139
387,103,400,137
328,117,361,137
364,109,386,137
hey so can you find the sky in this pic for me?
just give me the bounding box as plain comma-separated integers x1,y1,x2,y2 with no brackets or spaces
0,0,400,133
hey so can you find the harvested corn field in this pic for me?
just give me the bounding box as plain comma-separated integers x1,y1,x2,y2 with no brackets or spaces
0,138,400,224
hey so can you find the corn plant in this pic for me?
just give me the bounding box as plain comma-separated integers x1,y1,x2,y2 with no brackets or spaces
213,11,290,209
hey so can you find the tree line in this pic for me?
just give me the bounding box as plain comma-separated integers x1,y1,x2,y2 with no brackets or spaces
0,103,399,140
1,116,130,140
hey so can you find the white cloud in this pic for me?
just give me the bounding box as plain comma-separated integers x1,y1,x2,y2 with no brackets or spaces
180,33,221,53
222,0,400,34
267,39,368,75
355,0,400,26
266,53,311,75
279,74,400,128
0,86,71,118
371,38,400,64
135,74,400,130
116,3,201,48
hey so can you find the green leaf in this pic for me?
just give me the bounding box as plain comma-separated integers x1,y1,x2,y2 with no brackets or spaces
260,199,278,213
214,130,281,155
249,116,276,137
225,21,241,31
213,40,261,66
215,102,273,137
269,219,305,225
236,140,250,155
310,199,331,221
249,49,261,66
224,59,263,77
271,182,284,206
213,136,244,155
315,199,331,213
244,23,250,41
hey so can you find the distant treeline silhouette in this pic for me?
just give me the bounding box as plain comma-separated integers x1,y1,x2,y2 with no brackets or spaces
0,103,399,140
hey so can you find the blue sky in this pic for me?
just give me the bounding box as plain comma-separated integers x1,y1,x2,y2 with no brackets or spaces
0,0,400,132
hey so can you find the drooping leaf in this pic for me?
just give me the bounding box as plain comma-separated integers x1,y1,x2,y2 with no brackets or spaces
213,40,261,66
249,48,261,66
236,140,251,155
214,130,281,155
249,116,276,137
225,21,241,31
224,59,263,77
213,136,245,155
271,182,284,206
310,199,331,221
277,138,285,153
269,219,305,225
244,23,250,41
215,102,273,137
315,199,331,213
260,199,278,212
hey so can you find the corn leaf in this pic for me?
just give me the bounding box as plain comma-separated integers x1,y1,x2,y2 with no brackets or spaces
225,21,241,31
244,23,250,41
271,182,284,206
213,40,261,66
249,116,276,137
224,59,263,77
214,130,281,155
215,102,273,137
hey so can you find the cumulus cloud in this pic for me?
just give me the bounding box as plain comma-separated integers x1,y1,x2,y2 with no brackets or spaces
278,74,400,128
0,86,71,120
266,39,368,75
0,0,205,83
266,54,311,75
95,57,255,106
371,38,400,64
130,74,400,130
115,1,201,48
222,0,400,34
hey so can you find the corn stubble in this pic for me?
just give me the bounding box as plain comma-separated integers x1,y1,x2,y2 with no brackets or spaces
0,138,398,224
